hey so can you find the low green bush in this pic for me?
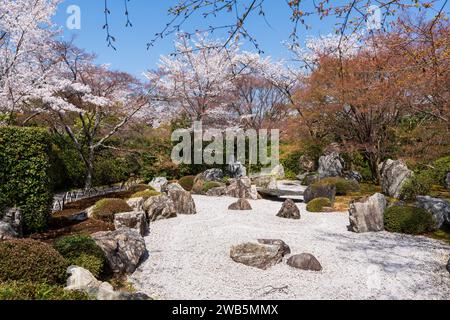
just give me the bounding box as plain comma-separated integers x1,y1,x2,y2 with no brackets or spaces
400,173,432,201
0,239,68,285
179,176,195,191
314,177,360,195
202,181,223,193
306,198,333,212
0,281,90,300
91,198,132,223
384,205,434,235
131,190,160,199
281,150,303,176
54,235,105,278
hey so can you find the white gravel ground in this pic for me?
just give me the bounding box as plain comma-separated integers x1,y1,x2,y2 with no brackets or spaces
130,195,450,300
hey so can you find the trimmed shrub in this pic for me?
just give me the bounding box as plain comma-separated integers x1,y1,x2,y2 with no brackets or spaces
306,198,333,212
384,205,434,235
0,239,68,285
0,126,53,233
179,176,195,191
0,281,90,300
202,181,223,193
400,173,432,201
131,190,160,199
314,177,360,195
54,235,105,278
91,198,132,223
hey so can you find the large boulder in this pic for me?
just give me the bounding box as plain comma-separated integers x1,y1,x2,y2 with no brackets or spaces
65,266,150,300
202,169,224,182
227,159,247,178
271,164,285,179
348,193,386,233
416,196,450,230
92,228,147,274
230,240,290,270
1,207,22,237
277,199,301,220
318,152,344,179
287,253,322,271
378,159,413,199
149,177,168,192
114,212,148,237
161,182,184,194
126,197,145,212
228,198,252,211
0,222,18,240
168,189,197,215
225,177,258,200
143,194,177,222
251,175,277,190
303,184,336,203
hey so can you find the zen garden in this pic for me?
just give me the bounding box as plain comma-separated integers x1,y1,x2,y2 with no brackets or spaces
0,0,449,301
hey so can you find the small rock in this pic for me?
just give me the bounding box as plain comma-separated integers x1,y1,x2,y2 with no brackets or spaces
226,177,258,200
287,253,323,271
0,221,18,240
67,211,88,222
303,184,336,203
149,177,168,192
143,194,177,222
202,169,224,182
161,182,185,193
277,199,301,220
92,228,147,274
230,241,289,270
168,189,197,215
345,171,363,183
416,196,450,230
206,187,227,197
1,208,22,236
299,155,315,173
228,198,252,211
271,164,285,179
348,193,386,233
251,175,277,189
114,212,148,237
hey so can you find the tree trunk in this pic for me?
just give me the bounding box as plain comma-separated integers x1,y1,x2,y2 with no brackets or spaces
84,146,95,191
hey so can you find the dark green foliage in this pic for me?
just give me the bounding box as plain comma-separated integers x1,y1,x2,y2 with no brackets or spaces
179,176,195,191
281,150,303,177
306,198,333,212
91,198,132,223
314,177,360,195
93,153,140,187
384,205,434,235
341,151,373,182
54,235,105,278
0,281,91,300
0,126,53,233
400,173,432,201
0,239,68,285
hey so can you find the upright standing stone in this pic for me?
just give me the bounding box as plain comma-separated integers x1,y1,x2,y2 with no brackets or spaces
348,193,386,233
378,159,413,199
277,199,301,220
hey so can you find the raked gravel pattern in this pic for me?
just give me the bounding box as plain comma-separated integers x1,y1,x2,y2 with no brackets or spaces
129,195,450,300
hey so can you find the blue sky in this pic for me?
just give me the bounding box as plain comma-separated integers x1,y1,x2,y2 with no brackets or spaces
52,0,447,80
53,0,339,79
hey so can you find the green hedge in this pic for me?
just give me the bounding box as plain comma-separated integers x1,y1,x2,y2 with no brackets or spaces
384,205,434,235
0,126,53,233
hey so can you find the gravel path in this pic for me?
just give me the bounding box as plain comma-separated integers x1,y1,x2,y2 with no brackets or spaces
130,195,450,300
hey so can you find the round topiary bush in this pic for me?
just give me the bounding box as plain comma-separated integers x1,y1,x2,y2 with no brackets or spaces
91,198,132,223
0,281,90,300
0,239,68,285
315,177,360,195
131,190,160,199
179,176,195,191
384,205,434,235
54,235,105,278
306,197,333,212
202,181,223,193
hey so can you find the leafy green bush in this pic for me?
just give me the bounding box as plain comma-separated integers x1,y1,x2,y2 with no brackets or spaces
179,176,195,191
306,198,333,212
0,239,68,285
54,235,105,278
400,173,432,201
314,177,360,195
384,205,434,235
202,181,223,193
0,126,53,233
93,154,140,187
0,281,90,300
131,190,160,199
91,198,132,223
281,150,303,177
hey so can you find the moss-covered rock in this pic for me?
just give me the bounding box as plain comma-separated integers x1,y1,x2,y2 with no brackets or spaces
384,205,434,235
306,198,333,212
314,177,360,195
91,199,132,223
179,176,195,191
130,190,161,200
